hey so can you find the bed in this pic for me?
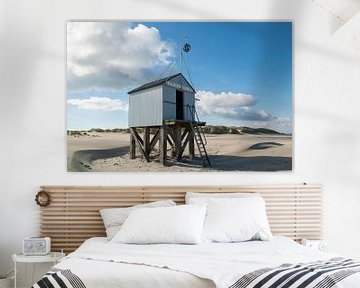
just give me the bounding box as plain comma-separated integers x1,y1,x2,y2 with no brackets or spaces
33,185,360,288
33,236,360,288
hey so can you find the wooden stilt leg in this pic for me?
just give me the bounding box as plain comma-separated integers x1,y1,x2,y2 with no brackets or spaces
178,128,191,159
175,126,181,160
144,127,150,158
159,126,167,165
130,128,149,162
130,128,136,159
167,127,176,157
149,129,160,152
189,128,195,161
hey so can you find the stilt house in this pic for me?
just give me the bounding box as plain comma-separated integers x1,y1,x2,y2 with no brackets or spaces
127,73,210,167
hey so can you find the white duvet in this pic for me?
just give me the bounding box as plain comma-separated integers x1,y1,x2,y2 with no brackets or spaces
54,237,360,288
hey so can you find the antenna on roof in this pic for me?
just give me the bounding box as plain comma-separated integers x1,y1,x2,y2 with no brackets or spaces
179,35,195,90
160,34,195,90
179,35,191,74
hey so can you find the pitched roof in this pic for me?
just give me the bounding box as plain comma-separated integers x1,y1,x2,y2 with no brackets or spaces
127,73,195,94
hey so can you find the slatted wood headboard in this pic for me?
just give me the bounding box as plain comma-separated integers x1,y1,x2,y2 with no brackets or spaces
39,185,323,253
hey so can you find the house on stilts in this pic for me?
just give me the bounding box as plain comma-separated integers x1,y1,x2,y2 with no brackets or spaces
127,73,211,167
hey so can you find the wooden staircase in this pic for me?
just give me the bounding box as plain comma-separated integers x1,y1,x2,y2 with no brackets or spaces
188,106,211,167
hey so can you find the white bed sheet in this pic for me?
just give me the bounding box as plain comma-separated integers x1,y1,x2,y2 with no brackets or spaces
56,258,214,288
56,237,214,288
54,236,360,288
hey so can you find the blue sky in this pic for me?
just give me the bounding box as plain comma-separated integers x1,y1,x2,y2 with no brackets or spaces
67,21,292,133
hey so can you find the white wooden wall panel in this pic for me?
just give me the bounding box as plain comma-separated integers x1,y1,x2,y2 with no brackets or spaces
128,86,163,127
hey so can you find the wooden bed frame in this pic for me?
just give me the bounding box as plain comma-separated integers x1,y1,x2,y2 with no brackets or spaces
39,185,323,253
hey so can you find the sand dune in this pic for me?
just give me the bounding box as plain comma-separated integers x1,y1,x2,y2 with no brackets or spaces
67,132,292,172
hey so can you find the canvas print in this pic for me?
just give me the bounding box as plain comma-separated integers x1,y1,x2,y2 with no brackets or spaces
67,21,292,172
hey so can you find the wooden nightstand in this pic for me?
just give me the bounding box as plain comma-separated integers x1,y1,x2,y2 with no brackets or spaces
12,252,65,288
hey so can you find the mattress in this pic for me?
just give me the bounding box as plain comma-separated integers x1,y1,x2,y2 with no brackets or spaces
35,237,360,288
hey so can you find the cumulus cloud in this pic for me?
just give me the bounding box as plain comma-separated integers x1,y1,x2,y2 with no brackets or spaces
67,97,128,111
196,90,275,121
67,22,175,90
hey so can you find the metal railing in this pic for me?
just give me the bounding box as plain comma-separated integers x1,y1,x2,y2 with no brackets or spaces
162,102,208,146
186,105,208,146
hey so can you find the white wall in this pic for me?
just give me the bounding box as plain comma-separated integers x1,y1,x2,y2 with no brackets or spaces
1,0,360,286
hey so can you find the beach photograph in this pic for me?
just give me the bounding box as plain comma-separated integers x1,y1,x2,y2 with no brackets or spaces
67,22,292,172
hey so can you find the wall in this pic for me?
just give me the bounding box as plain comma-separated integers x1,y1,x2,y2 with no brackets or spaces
163,85,177,120
163,74,196,121
1,0,360,286
129,86,163,127
184,91,195,121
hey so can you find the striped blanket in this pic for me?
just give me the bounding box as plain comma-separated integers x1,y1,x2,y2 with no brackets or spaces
32,258,360,288
32,268,86,288
230,258,360,288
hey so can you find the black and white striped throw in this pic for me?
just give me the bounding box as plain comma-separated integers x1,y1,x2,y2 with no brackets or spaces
230,257,360,288
32,268,86,288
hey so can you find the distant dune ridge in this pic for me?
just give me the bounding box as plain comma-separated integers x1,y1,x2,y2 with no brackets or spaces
67,126,289,136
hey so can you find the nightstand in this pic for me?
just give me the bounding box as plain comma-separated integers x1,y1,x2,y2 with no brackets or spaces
301,239,328,252
12,252,65,288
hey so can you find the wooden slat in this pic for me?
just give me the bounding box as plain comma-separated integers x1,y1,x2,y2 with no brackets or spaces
39,184,323,253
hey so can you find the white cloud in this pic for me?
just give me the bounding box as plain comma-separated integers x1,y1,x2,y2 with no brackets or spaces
196,90,275,121
67,97,128,111
67,22,175,90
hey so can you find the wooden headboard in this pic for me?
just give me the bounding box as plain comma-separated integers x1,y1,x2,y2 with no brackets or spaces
39,185,323,253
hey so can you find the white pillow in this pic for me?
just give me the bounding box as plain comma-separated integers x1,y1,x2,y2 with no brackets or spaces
100,200,176,240
186,192,259,205
111,205,207,244
202,197,272,243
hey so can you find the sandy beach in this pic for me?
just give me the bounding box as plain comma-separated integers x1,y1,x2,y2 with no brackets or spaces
67,132,292,172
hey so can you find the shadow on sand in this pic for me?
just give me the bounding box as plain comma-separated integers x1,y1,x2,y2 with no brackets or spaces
69,146,291,172
70,146,129,171
163,155,292,171
247,142,284,150
208,155,292,171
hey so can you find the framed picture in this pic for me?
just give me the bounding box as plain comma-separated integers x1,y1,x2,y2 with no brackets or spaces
67,21,292,172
